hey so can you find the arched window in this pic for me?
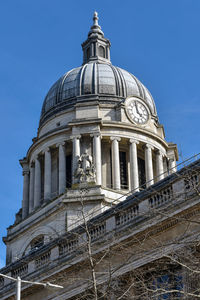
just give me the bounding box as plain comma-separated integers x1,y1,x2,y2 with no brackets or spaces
30,235,44,251
99,46,105,58
86,47,90,60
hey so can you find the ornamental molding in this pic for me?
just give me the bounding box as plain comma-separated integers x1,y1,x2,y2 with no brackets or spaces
110,136,121,142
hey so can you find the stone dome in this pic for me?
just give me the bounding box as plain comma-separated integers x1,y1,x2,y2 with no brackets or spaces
39,12,157,127
40,63,156,126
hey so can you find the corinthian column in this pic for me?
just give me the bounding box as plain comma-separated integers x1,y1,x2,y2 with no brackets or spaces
71,135,81,184
44,148,51,201
91,133,102,185
129,139,139,192
29,162,35,213
110,137,121,190
22,170,29,219
20,158,29,219
144,144,154,187
57,142,66,194
156,150,164,181
34,155,41,208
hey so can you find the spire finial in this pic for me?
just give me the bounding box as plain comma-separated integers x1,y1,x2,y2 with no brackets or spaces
82,11,111,64
88,11,104,37
93,11,99,26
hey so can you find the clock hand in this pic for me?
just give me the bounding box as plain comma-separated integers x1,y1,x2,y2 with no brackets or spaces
135,103,142,117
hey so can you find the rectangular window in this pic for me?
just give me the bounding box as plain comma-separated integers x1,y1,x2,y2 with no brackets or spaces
66,154,72,188
138,157,145,189
119,151,128,189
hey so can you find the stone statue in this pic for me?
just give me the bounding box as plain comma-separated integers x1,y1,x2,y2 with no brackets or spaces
74,150,96,184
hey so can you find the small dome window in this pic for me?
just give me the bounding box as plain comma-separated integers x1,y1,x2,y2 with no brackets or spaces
31,235,44,251
86,47,90,60
99,46,105,58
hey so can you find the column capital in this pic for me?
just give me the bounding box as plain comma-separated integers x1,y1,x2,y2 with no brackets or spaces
168,157,175,163
56,141,66,148
130,139,139,145
34,153,41,161
110,136,121,142
144,143,154,150
42,147,51,154
22,170,29,176
20,159,29,173
90,132,101,138
70,135,81,140
19,157,28,169
30,160,35,167
155,149,165,157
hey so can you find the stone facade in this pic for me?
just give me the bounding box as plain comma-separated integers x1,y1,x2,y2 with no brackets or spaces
1,12,193,300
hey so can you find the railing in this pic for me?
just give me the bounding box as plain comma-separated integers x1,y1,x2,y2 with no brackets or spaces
89,222,106,241
35,251,51,268
59,239,79,256
1,160,200,291
11,264,28,278
116,204,139,227
149,185,173,208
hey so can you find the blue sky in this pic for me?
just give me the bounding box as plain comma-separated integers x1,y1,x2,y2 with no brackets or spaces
0,0,200,266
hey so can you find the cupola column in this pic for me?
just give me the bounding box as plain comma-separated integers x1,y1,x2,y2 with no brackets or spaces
156,150,164,181
57,142,66,194
110,137,121,190
22,169,29,219
34,155,41,208
91,133,102,185
144,144,154,187
129,139,139,192
44,148,51,201
29,162,35,213
71,135,81,184
19,159,29,219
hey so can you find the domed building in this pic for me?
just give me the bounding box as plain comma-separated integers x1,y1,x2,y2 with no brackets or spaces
3,12,179,266
2,12,200,300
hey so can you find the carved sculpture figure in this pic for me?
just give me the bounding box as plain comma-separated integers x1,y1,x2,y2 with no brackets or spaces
74,150,96,184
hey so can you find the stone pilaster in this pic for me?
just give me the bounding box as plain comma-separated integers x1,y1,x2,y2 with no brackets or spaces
34,155,41,208
44,148,51,201
129,139,139,192
110,137,121,190
91,133,102,185
22,170,29,219
144,144,154,187
20,158,29,219
71,135,81,184
29,162,35,213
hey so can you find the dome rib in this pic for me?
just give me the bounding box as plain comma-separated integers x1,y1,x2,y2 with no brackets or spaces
116,67,126,98
40,62,157,126
110,64,120,96
80,64,87,96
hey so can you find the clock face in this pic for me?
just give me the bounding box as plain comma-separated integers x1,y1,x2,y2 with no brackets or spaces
126,98,149,124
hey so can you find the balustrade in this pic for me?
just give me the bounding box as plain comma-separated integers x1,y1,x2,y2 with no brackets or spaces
149,185,173,208
59,239,79,256
35,251,51,268
116,205,139,227
89,222,106,241
11,264,28,278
